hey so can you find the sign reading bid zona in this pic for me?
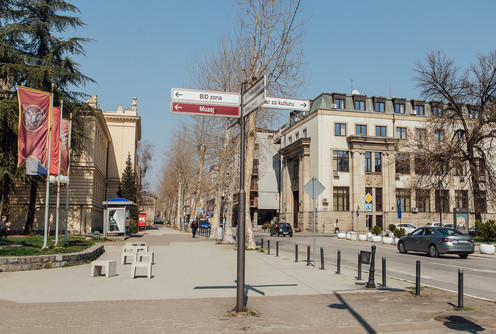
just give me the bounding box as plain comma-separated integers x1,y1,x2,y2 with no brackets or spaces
171,102,240,118
171,88,240,106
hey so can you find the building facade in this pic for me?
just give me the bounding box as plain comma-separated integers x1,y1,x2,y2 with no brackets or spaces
277,92,496,233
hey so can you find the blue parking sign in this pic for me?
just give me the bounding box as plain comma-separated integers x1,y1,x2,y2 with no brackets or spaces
397,199,402,219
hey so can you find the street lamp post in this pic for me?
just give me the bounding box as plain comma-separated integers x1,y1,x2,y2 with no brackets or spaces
438,179,443,227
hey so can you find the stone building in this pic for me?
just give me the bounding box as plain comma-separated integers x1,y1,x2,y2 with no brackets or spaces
276,91,495,233
9,95,141,234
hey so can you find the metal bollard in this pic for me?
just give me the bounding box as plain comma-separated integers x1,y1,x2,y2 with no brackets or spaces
382,256,386,287
337,249,341,274
416,261,421,296
261,238,264,250
320,247,325,270
366,245,376,288
268,240,271,255
357,252,362,280
276,240,279,257
307,245,311,266
295,243,298,262
458,269,464,308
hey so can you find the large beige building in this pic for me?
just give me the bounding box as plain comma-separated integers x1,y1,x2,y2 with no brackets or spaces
9,95,141,234
277,92,496,233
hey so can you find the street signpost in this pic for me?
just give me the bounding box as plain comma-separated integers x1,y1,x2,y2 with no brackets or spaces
263,96,310,111
303,177,325,267
171,88,240,105
242,76,266,117
171,102,240,118
243,93,267,117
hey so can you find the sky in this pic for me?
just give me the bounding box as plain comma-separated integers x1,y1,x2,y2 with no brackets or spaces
69,0,496,190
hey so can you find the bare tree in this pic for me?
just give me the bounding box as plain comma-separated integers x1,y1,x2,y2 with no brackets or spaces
412,50,496,222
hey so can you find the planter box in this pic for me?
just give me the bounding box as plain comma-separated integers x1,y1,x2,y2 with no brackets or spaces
337,232,347,239
383,237,393,244
350,232,357,241
346,232,351,240
394,237,400,245
358,234,367,241
480,243,495,255
371,235,382,243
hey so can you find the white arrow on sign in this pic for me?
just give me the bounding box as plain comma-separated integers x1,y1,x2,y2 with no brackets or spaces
243,92,266,117
243,76,266,106
171,88,240,106
263,96,310,111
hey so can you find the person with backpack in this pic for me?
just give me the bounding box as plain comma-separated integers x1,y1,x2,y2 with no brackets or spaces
190,219,198,238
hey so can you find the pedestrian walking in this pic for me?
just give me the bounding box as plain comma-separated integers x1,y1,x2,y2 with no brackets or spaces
125,217,130,236
191,219,198,238
334,219,340,234
0,215,9,238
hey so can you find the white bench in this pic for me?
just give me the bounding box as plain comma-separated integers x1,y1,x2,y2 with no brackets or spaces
122,245,137,264
91,260,116,278
136,251,154,264
131,255,153,279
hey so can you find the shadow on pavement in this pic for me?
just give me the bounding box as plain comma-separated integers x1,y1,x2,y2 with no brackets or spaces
435,313,485,333
329,292,377,334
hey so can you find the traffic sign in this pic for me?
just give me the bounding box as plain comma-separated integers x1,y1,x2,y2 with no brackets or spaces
171,88,240,106
243,76,266,106
263,97,310,111
303,177,325,199
243,93,266,117
364,193,373,203
171,102,240,118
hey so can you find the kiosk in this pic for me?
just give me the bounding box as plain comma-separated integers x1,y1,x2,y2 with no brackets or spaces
102,198,136,236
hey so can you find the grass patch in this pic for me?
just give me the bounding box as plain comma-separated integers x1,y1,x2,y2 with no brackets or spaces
453,306,474,311
473,237,496,244
0,235,105,256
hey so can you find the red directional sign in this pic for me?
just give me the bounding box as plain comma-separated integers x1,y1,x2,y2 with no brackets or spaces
171,102,240,118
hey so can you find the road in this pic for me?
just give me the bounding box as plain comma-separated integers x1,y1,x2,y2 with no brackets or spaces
254,231,496,301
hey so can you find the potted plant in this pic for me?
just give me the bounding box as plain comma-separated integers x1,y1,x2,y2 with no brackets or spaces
370,225,382,243
476,219,496,255
383,226,394,244
337,231,347,239
358,233,367,241
393,227,406,245
388,224,397,238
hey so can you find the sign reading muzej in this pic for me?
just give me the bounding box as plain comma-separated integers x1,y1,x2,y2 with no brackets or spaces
17,86,52,175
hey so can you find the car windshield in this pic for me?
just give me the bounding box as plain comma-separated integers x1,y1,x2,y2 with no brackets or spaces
437,228,464,236
281,223,290,228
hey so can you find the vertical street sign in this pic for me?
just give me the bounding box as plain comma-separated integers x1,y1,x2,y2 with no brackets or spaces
303,177,325,267
242,76,266,117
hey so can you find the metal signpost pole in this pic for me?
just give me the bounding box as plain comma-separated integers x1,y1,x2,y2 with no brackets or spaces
236,83,246,312
313,182,316,266
42,84,55,249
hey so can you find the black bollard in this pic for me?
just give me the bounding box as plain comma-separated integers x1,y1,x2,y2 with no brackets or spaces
382,256,386,287
357,252,362,280
276,240,279,257
416,261,421,296
366,245,376,288
458,269,464,308
307,245,311,266
295,243,298,262
320,247,325,270
261,238,264,250
268,240,271,255
337,249,341,274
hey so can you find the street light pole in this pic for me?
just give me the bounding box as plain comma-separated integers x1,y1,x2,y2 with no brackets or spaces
438,179,443,227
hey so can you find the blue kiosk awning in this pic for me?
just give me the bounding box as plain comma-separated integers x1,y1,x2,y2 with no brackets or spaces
102,198,136,206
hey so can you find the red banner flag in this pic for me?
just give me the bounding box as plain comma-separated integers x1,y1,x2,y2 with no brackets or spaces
49,107,61,175
60,119,69,174
17,86,52,174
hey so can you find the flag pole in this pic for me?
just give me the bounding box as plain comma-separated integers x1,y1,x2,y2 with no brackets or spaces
42,84,54,249
54,100,63,246
63,112,73,244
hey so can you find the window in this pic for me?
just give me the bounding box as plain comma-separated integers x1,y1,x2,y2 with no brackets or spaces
435,189,450,213
395,153,410,174
335,123,346,136
374,101,385,112
374,152,382,172
335,98,345,109
471,109,478,119
416,128,426,141
396,127,407,140
414,155,429,175
365,152,372,172
414,104,424,115
376,126,386,137
416,189,430,212
435,129,445,142
396,189,411,212
333,151,349,172
455,190,468,209
295,133,299,140
333,187,349,211
375,188,383,211
288,136,293,144
395,102,405,114
303,129,307,138
454,129,464,142
455,163,467,176
354,99,365,111
356,124,367,135
432,105,441,117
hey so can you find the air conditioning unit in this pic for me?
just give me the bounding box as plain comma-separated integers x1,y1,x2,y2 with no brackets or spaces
395,173,400,180
410,110,417,115
331,103,337,109
333,170,339,178
412,207,418,213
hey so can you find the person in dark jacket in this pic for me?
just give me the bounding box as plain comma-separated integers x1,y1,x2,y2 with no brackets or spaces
0,215,9,238
190,219,198,238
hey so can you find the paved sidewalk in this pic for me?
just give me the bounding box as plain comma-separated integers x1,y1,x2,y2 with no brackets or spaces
1,226,495,333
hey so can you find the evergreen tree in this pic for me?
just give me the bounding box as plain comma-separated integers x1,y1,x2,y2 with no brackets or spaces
118,153,138,222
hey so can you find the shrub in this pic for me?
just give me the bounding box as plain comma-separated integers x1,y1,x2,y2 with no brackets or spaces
475,219,496,242
262,222,273,231
371,225,382,236
394,228,406,238
129,221,138,234
388,224,397,232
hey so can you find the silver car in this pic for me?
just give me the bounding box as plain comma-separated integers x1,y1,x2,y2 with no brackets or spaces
397,227,474,258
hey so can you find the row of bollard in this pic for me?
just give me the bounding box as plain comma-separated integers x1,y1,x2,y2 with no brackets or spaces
198,227,211,237
259,238,465,309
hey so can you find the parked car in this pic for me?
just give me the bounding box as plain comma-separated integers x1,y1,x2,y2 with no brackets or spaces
270,222,293,237
468,226,476,236
397,227,474,258
394,223,416,235
154,218,164,225
425,222,441,227
443,223,454,228
200,219,211,229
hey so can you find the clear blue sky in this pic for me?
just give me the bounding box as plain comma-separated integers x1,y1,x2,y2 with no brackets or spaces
71,0,496,189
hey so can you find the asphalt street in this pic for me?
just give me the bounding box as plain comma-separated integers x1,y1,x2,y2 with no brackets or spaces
254,231,496,301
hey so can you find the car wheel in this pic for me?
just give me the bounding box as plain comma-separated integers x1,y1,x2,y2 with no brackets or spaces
398,241,407,254
290,234,293,237
459,254,469,259
429,244,439,257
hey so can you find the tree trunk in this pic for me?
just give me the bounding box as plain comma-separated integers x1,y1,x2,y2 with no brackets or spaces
176,180,182,229
243,111,257,249
190,146,206,229
212,128,231,240
222,161,235,245
24,177,38,235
